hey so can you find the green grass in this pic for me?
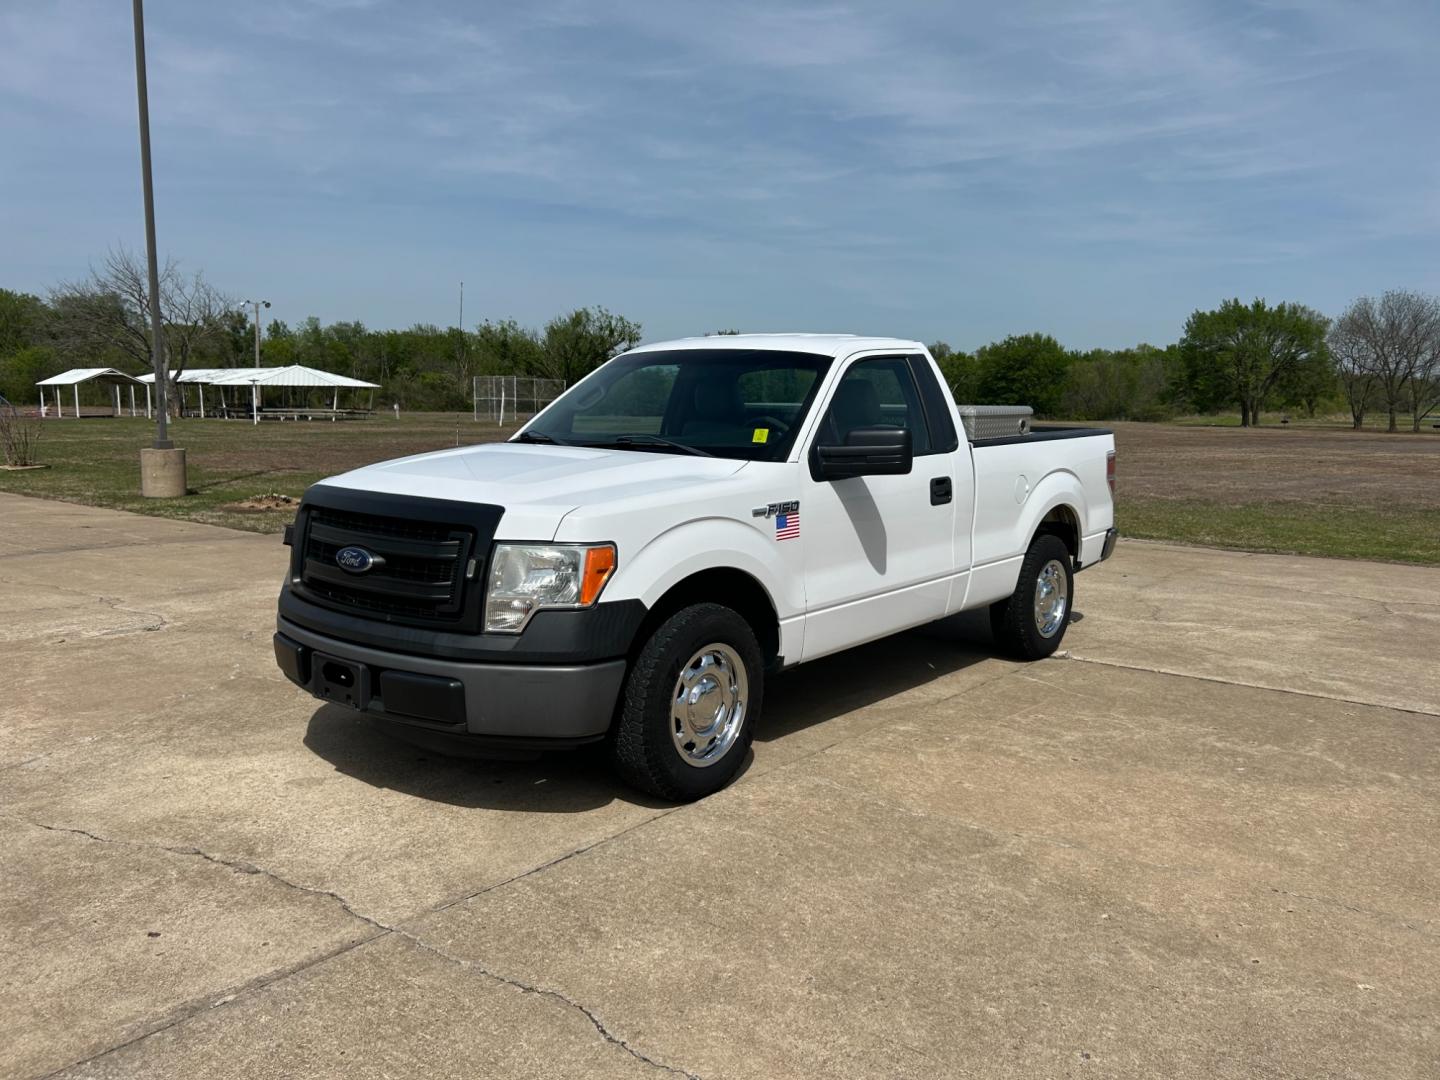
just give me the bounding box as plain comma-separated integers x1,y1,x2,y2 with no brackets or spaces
1122,499,1440,565
0,413,514,533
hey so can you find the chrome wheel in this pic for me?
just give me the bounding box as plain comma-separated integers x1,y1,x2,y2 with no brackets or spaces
671,642,748,767
1033,558,1069,638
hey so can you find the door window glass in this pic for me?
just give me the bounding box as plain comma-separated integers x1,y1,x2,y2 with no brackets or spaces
819,357,932,455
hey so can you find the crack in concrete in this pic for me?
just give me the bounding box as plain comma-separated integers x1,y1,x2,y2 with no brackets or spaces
1266,885,1435,939
16,817,391,932
13,815,701,1080
1058,653,1440,718
94,594,169,636
0,578,172,638
0,532,261,562
395,931,702,1079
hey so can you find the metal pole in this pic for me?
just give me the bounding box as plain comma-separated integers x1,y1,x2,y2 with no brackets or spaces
254,300,262,367
131,0,170,449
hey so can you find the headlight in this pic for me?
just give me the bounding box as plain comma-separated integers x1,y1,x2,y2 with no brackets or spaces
484,543,617,633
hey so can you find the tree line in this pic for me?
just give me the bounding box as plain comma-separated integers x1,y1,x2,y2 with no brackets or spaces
0,248,641,413
934,290,1439,430
3,250,1438,430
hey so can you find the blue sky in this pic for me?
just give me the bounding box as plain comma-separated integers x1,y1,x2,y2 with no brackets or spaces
3,0,1437,350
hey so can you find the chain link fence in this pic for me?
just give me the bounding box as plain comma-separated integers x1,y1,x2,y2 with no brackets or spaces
473,376,565,425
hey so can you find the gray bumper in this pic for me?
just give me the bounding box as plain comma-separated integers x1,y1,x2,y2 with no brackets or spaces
275,616,625,741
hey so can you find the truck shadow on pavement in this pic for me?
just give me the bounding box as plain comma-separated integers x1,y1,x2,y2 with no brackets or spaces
754,609,995,746
301,610,1001,811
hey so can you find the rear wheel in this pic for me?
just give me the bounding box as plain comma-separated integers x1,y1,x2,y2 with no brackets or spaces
610,602,763,801
989,533,1073,660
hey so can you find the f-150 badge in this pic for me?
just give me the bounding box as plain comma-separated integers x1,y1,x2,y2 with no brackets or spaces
752,501,799,519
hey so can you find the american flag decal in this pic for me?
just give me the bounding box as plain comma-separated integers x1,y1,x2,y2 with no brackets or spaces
774,510,800,541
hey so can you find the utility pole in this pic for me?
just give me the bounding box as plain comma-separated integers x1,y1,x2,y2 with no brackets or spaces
132,0,186,497
456,280,466,382
132,0,168,449
244,299,271,366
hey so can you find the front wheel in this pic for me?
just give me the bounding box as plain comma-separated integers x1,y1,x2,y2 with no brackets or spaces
610,603,763,801
989,533,1074,660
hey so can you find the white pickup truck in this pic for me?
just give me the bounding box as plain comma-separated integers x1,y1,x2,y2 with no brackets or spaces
275,335,1116,799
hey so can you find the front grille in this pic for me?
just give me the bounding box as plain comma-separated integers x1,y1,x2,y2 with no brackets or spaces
298,505,476,625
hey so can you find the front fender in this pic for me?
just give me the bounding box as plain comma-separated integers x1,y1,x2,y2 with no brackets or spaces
604,516,799,619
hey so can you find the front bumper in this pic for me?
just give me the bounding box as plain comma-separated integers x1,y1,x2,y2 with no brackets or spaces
275,617,626,746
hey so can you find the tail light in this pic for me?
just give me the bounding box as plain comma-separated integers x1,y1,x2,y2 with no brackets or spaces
1106,450,1116,496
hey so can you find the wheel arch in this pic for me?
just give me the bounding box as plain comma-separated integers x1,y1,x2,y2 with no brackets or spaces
632,567,782,670
1017,470,1088,567
1035,502,1081,564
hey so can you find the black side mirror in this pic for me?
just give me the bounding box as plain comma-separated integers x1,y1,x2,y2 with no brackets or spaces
813,426,913,481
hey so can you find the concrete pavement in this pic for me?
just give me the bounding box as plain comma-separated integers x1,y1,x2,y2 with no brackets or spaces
1,493,1436,1079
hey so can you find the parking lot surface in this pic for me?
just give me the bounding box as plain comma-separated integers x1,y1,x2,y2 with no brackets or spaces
2,492,1437,1079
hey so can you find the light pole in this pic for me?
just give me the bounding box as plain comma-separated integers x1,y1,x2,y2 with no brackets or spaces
132,0,186,497
244,299,270,367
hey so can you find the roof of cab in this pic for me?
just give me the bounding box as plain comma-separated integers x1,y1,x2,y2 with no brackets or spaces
624,333,925,359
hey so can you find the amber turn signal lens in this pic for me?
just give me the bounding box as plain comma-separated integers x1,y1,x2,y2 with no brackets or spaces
580,545,617,605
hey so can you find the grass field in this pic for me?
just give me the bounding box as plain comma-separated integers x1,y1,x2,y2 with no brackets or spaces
0,413,518,533
2,413,1437,564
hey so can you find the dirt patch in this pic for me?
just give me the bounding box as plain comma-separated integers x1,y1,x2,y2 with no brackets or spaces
1110,422,1440,511
222,493,299,513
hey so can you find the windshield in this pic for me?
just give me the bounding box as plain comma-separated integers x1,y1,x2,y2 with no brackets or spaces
521,348,834,462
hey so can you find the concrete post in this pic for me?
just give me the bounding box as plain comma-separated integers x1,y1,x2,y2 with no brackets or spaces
140,447,187,498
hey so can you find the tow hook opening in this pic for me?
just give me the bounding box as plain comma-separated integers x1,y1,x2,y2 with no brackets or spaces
321,661,356,688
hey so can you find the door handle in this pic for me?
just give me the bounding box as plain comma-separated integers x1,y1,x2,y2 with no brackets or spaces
930,476,953,505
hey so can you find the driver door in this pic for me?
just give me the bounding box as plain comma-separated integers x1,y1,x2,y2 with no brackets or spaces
800,355,958,660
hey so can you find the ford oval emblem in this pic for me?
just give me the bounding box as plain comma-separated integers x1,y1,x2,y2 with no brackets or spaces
335,546,380,574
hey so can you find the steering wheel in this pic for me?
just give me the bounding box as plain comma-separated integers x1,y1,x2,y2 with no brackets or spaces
751,415,791,435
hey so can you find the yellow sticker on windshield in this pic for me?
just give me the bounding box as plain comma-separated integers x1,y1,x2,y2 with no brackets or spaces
752,428,770,444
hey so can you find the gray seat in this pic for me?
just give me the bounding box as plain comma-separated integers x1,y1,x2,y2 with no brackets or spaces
682,376,747,440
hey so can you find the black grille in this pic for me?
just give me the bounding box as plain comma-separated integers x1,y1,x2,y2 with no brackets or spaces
298,505,476,624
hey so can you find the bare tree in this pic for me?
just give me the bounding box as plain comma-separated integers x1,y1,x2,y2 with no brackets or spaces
1329,314,1381,429
0,400,42,466
1409,332,1440,432
50,247,234,412
1329,291,1440,432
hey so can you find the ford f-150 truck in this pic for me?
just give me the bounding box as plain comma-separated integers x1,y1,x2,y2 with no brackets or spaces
275,334,1116,800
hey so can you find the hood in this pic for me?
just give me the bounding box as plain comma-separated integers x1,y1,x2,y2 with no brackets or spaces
314,441,748,540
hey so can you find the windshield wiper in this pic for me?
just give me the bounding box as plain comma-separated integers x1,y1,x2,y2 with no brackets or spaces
609,434,714,458
513,430,570,446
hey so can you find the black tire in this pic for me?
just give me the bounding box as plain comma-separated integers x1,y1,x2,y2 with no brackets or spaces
989,533,1074,661
610,603,763,802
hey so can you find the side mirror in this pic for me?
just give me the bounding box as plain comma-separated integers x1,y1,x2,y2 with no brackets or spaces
813,426,913,481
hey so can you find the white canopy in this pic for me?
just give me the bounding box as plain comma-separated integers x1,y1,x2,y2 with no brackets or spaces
224,365,379,389
135,368,279,385
136,365,378,389
35,368,146,419
36,368,144,387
